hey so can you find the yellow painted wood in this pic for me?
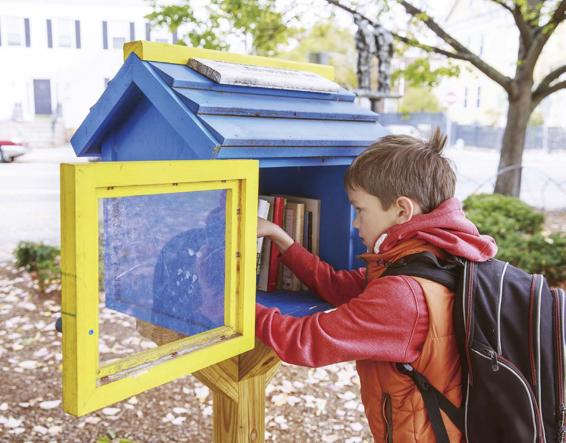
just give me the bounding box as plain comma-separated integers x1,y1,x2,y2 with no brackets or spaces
80,335,254,416
240,167,258,341
60,159,258,416
96,180,237,199
224,187,238,330
123,40,335,80
61,164,79,415
97,326,238,379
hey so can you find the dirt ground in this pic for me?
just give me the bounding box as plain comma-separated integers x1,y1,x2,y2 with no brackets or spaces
0,262,371,443
1,209,564,442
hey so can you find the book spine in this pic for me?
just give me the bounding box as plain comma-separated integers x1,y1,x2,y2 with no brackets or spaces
267,197,285,292
281,206,295,291
256,199,270,275
291,204,305,290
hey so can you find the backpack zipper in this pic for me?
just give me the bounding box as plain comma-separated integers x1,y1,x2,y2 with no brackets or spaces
552,288,566,442
382,393,393,443
496,262,510,354
472,348,543,442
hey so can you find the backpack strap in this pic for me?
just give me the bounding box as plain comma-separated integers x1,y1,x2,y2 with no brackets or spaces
381,251,460,292
396,363,465,440
382,252,465,440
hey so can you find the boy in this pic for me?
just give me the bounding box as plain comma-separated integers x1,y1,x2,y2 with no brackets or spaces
255,128,497,442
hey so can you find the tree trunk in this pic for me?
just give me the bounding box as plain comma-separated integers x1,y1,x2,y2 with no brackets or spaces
494,86,533,196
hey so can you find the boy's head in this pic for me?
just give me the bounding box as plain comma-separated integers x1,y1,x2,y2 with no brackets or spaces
345,127,456,251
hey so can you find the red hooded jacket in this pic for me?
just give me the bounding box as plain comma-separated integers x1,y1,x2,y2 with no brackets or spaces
255,198,497,368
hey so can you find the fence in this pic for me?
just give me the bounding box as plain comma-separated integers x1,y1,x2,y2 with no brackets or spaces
379,112,566,151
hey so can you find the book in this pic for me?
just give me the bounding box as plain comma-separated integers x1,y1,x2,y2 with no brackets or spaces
257,195,275,291
280,195,321,291
257,198,271,276
281,202,305,291
267,196,286,292
280,195,321,255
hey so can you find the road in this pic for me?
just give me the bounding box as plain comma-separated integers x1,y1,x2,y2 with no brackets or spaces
0,145,565,263
0,146,91,262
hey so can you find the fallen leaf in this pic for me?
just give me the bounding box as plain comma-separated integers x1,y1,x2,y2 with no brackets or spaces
39,400,61,410
19,360,39,369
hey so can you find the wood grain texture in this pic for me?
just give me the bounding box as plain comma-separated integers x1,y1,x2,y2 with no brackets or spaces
194,341,280,442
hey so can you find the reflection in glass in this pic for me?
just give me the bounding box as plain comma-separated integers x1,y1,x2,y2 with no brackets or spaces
100,190,226,337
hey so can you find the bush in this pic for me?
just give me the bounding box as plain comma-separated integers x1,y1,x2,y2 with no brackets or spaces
14,241,60,294
463,193,544,236
463,194,566,286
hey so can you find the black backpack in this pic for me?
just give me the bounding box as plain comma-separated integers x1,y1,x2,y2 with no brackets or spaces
382,252,566,443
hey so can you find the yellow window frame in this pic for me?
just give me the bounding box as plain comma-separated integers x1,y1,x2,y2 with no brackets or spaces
60,159,258,416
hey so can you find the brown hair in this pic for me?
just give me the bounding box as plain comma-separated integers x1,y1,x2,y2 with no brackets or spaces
344,127,456,213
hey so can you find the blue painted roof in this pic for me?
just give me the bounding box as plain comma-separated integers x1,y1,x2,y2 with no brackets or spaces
71,53,388,162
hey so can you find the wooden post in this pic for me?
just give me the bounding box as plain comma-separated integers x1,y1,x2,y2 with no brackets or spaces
194,340,280,443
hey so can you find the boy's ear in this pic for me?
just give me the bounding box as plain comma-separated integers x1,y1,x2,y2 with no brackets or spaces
394,197,421,223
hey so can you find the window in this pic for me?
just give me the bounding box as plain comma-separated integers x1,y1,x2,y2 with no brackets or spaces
151,26,172,44
57,19,74,48
477,86,481,108
109,21,129,49
5,17,27,47
464,87,468,108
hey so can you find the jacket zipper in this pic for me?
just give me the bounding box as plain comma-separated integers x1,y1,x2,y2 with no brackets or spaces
472,348,543,442
552,288,566,442
382,393,393,443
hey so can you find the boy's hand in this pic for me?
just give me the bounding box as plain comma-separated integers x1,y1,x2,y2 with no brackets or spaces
257,217,294,253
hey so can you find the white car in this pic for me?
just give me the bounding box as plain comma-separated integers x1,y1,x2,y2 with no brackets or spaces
0,139,28,162
384,124,422,138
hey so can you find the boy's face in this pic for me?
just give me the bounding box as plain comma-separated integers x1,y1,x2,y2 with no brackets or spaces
347,187,399,251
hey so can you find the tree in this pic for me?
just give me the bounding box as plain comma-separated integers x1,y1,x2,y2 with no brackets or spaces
327,0,566,197
276,21,358,88
398,87,442,114
146,0,297,56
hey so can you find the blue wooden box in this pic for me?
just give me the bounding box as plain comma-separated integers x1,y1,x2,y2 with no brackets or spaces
71,46,388,322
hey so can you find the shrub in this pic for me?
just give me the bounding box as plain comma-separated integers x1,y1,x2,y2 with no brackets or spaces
14,241,60,294
463,193,544,236
463,194,566,286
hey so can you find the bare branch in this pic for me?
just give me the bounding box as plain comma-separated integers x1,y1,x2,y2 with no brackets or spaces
490,0,533,47
396,0,513,92
524,0,566,73
326,1,471,60
533,64,566,94
326,0,377,25
532,79,566,107
392,32,468,60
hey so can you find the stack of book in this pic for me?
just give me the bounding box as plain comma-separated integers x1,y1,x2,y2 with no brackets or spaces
256,194,321,292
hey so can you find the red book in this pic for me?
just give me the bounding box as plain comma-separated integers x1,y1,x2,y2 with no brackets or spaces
267,196,286,292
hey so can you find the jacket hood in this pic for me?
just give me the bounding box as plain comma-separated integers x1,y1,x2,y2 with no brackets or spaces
375,198,497,262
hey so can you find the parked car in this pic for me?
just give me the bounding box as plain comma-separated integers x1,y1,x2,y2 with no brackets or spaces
0,139,28,162
384,124,422,138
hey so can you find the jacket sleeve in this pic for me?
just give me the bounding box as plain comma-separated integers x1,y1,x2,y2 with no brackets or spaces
256,275,429,367
279,242,366,306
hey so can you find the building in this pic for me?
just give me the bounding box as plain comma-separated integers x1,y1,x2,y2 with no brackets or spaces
0,0,174,146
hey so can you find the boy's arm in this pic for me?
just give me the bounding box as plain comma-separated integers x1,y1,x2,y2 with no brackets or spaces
280,242,366,306
258,218,365,306
255,275,429,368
